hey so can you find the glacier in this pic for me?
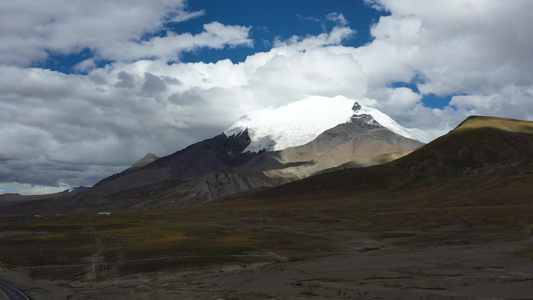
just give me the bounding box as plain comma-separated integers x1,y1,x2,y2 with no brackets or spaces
224,95,425,153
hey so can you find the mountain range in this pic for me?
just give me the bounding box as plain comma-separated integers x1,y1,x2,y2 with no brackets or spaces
242,115,533,203
0,96,424,214
2,97,533,217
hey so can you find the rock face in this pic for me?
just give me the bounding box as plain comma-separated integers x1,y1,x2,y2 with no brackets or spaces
128,153,160,171
244,116,423,180
122,168,281,209
224,96,423,153
91,130,255,195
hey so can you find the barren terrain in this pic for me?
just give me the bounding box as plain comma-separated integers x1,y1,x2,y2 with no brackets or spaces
1,235,533,299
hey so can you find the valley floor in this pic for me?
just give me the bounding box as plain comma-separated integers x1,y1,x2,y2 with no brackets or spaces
2,236,533,299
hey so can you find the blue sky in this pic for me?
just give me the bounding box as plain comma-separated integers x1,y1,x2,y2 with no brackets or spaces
179,0,383,62
1,0,533,194
38,1,383,69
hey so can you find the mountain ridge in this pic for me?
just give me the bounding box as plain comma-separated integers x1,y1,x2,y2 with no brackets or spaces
229,115,533,203
0,99,424,214
224,95,424,153
243,116,423,180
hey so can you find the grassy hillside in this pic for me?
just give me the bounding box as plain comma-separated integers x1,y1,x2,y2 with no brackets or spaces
2,171,533,281
395,116,533,176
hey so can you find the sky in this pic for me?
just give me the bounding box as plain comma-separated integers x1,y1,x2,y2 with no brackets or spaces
1,0,533,195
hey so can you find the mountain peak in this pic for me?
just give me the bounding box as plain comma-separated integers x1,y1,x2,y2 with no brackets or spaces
128,153,160,171
352,102,362,112
453,115,533,134
225,95,421,153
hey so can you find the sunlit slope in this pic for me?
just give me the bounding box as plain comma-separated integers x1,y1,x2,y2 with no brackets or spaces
235,116,533,202
395,116,533,176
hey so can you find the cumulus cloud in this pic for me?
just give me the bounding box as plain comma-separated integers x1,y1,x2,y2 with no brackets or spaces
386,87,422,111
364,0,533,96
326,12,350,26
0,0,246,66
351,0,533,130
98,22,252,62
450,85,533,120
0,182,71,196
274,25,355,49
1,1,533,194
73,59,97,72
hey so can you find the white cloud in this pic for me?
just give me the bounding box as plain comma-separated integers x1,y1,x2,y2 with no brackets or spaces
351,0,533,131
169,8,206,23
98,22,252,62
0,182,71,195
326,12,350,26
274,25,355,50
450,85,533,120
246,48,367,103
0,0,234,66
296,14,321,23
364,0,533,97
73,59,97,72
386,87,422,111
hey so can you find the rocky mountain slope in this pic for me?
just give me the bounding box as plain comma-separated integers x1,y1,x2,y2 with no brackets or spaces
224,95,424,152
90,129,255,196
244,112,423,180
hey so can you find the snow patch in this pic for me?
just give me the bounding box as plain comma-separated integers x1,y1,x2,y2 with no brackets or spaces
354,105,415,140
224,95,423,152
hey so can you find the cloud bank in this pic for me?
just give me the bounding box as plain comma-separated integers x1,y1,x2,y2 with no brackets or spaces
1,0,533,194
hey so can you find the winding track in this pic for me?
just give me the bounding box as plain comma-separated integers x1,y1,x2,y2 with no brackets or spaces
0,281,29,300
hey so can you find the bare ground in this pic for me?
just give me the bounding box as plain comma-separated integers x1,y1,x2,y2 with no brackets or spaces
1,236,533,299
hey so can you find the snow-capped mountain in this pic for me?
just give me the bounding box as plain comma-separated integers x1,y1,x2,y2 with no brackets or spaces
1,95,428,213
224,95,421,153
